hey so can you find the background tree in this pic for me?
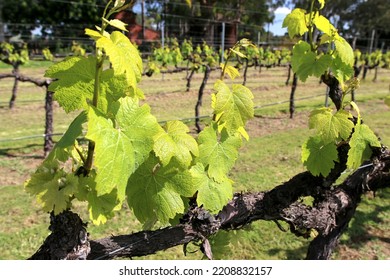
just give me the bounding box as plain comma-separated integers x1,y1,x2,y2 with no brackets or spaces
144,0,279,46
286,0,390,51
1,0,108,50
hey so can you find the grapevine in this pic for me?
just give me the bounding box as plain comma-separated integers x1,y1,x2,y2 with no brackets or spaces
283,0,381,177
21,0,390,261
25,0,254,228
0,42,29,108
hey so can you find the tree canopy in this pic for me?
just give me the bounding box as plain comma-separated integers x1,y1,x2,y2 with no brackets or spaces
143,0,280,46
2,0,107,39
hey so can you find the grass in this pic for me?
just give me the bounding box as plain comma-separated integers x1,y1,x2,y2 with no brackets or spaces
0,64,389,260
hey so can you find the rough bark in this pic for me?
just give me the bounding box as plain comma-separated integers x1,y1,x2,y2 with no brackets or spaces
9,65,20,109
195,65,211,133
186,68,196,92
44,90,54,156
285,64,292,85
29,211,90,260
242,58,248,86
29,145,390,260
289,73,298,119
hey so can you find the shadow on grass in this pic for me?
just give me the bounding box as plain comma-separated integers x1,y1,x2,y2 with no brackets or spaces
341,193,390,248
267,245,309,260
0,144,44,159
334,189,390,259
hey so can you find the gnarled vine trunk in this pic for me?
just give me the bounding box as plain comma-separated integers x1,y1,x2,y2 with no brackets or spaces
29,145,390,260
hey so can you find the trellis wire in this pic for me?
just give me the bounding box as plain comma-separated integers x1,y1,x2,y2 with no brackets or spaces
0,93,326,143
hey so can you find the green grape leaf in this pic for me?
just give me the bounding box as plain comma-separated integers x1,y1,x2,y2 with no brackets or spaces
114,96,161,168
212,80,254,135
291,41,332,82
291,40,310,72
153,120,199,168
126,154,197,226
87,186,121,225
313,14,337,36
309,108,354,143
99,70,129,114
45,56,96,113
190,163,233,213
305,54,332,79
86,107,135,200
197,124,242,182
302,135,339,177
47,111,87,162
94,31,142,94
334,37,354,66
347,123,381,169
330,56,354,84
282,8,309,39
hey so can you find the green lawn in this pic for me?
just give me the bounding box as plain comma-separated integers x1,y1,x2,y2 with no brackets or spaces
0,64,389,260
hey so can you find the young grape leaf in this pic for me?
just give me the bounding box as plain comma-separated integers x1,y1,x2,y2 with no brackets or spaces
103,18,128,32
153,120,199,168
347,123,381,169
197,124,242,182
309,108,354,143
190,163,233,213
230,48,247,58
212,80,254,136
318,0,325,9
86,107,135,201
221,63,240,80
114,96,161,169
94,31,142,94
334,37,354,67
114,0,126,8
126,154,197,226
25,163,78,215
302,135,339,177
45,56,96,113
313,14,337,37
282,8,309,39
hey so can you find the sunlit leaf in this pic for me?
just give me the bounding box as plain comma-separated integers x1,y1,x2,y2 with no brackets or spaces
282,8,308,39
302,135,338,177
309,108,354,143
347,123,381,169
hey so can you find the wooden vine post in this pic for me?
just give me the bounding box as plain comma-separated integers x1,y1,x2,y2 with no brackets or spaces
0,73,54,156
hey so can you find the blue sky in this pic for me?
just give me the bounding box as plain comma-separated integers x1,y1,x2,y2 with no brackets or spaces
269,7,291,36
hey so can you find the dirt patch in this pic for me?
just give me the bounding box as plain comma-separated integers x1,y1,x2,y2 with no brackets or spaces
0,150,44,186
246,111,310,137
334,227,390,260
